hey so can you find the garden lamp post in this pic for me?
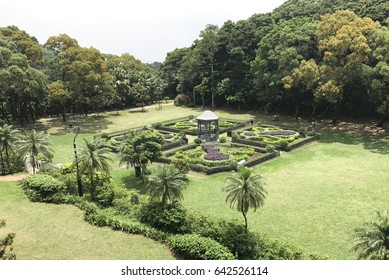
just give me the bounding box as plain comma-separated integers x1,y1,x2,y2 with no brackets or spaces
68,122,83,197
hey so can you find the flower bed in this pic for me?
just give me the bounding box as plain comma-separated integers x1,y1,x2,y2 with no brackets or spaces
156,142,277,174
154,116,247,135
233,124,307,151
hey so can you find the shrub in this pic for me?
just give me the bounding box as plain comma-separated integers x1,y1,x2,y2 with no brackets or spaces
101,133,109,139
194,138,202,145
186,214,259,259
139,202,188,234
219,136,227,143
21,174,67,203
307,131,316,136
266,145,276,153
95,183,115,208
174,94,191,106
60,163,75,175
0,219,16,260
275,139,289,151
166,234,236,260
172,158,190,174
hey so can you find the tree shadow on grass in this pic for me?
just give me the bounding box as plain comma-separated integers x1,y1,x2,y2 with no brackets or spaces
318,132,389,155
23,115,114,136
120,172,149,195
52,115,113,135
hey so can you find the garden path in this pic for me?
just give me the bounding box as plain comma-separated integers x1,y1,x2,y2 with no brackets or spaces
0,173,29,182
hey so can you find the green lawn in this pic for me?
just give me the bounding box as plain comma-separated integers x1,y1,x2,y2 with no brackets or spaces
4,104,389,259
0,181,175,260
182,132,389,259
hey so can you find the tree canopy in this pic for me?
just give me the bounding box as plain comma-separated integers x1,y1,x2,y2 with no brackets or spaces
1,0,389,125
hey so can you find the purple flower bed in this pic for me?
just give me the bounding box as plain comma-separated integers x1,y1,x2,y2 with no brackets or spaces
203,144,229,161
260,130,295,136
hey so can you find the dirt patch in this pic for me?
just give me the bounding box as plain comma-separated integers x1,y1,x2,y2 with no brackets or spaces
0,173,29,182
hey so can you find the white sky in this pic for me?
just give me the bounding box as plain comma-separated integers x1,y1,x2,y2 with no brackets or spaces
1,0,286,63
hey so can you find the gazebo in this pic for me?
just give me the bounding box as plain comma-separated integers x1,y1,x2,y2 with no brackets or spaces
196,110,219,142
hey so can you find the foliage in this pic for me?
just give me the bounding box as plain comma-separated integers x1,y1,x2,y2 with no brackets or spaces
77,137,112,198
146,164,188,206
139,202,188,234
354,210,389,260
21,173,67,203
0,219,16,260
174,94,191,106
15,130,53,174
166,234,236,260
224,166,267,232
119,128,164,179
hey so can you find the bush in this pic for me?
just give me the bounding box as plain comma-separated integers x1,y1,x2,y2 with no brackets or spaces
0,219,16,260
219,136,227,143
174,94,191,106
275,139,289,151
266,145,276,153
95,183,115,208
139,202,188,234
194,138,202,145
187,215,259,259
166,234,236,260
21,174,67,203
60,163,75,175
306,131,317,136
101,133,109,139
171,158,190,174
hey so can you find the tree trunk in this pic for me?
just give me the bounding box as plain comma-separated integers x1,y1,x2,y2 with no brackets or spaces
376,114,388,127
242,210,248,233
61,107,67,122
331,101,341,124
192,88,196,106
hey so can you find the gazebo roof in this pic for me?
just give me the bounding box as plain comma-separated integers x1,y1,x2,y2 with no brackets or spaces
196,110,219,121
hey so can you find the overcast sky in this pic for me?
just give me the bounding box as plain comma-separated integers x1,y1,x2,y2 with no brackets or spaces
1,0,286,63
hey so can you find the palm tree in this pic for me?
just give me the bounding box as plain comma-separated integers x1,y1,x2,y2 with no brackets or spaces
77,137,111,198
354,210,389,260
223,165,267,232
146,164,188,206
16,130,53,174
0,125,19,171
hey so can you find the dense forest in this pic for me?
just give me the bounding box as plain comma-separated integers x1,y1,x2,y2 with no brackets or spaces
1,0,389,126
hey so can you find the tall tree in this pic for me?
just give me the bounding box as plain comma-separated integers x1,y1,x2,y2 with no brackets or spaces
315,10,377,122
223,166,267,232
16,130,53,174
198,24,219,108
354,210,389,260
0,124,18,171
146,164,188,206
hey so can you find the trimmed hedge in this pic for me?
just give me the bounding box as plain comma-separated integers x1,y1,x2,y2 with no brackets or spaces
166,234,236,260
21,174,67,203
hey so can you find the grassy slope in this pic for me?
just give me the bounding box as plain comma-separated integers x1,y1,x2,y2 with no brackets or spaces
182,132,389,259
0,181,175,260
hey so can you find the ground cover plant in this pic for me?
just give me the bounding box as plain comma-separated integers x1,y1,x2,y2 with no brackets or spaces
155,115,246,136
233,123,317,151
160,141,278,174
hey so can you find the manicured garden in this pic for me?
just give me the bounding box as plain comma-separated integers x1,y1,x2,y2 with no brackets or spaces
1,105,389,260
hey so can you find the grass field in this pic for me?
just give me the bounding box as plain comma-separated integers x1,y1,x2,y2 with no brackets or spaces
2,104,389,259
0,181,175,260
182,132,389,259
